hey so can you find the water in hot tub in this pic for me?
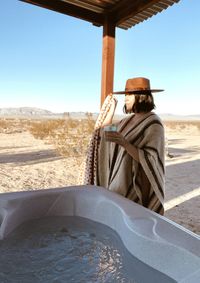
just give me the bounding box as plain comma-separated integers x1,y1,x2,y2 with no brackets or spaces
0,216,175,283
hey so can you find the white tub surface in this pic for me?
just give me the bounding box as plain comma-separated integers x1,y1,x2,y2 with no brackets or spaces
0,185,200,282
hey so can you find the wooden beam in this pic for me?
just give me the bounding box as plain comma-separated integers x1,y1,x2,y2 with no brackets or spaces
109,0,163,25
101,18,115,106
20,0,104,26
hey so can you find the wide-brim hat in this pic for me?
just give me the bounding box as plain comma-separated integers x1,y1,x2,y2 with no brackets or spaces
112,77,164,94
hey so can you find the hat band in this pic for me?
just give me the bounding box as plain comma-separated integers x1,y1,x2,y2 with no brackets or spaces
126,87,150,91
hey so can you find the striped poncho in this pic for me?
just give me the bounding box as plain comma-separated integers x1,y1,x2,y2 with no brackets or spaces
97,113,165,215
84,98,165,215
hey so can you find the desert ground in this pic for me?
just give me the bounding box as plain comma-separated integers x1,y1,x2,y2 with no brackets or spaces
0,118,199,235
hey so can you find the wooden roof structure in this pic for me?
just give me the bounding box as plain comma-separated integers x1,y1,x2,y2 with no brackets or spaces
20,0,181,105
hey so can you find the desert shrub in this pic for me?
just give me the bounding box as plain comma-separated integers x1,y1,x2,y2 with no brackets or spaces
53,115,95,159
163,120,200,132
29,119,65,139
0,119,9,130
0,118,30,133
28,114,95,160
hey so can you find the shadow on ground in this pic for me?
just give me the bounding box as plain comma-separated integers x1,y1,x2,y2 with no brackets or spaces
0,150,62,165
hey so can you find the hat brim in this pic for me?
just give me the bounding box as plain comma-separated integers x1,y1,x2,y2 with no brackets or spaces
112,89,164,95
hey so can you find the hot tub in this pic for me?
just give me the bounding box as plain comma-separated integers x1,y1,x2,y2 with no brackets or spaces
0,185,199,282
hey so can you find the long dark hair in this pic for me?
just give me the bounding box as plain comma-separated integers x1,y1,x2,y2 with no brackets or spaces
123,93,155,114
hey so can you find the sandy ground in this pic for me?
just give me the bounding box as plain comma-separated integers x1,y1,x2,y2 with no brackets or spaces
0,125,199,235
164,125,200,235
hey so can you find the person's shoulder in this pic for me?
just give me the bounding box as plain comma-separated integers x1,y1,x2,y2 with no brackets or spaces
151,112,162,121
149,112,164,127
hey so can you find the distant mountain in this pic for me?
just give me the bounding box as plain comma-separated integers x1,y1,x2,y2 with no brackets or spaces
0,107,100,119
159,113,200,120
0,107,199,120
0,107,55,117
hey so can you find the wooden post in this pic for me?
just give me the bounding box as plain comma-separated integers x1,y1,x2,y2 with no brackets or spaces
101,18,116,107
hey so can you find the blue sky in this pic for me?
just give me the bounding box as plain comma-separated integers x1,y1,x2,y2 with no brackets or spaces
0,0,200,115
